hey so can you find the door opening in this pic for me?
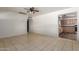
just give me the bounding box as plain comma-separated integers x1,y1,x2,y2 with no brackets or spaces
27,19,29,32
58,12,77,40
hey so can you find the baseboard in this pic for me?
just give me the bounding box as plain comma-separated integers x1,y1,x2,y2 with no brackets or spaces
0,33,27,39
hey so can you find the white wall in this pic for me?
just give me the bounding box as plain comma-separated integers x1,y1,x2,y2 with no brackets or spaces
30,8,79,38
0,12,27,38
30,12,58,37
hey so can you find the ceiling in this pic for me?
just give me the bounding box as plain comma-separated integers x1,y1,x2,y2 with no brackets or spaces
0,7,70,16
33,7,70,16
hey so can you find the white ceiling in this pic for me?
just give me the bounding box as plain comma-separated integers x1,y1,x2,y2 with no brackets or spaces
0,7,70,16
34,7,70,16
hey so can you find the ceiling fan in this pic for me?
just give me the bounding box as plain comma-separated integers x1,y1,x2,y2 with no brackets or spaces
18,7,39,15
18,7,39,32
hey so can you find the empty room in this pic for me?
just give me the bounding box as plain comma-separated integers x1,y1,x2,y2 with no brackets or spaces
0,7,79,51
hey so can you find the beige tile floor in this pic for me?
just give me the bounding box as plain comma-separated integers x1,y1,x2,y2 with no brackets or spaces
0,33,79,51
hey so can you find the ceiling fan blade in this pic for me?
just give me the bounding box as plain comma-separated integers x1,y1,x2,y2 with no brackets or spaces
34,10,39,12
18,12,27,15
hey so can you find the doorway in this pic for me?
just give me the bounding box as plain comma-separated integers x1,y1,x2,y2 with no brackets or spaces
58,12,77,40
27,19,29,32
